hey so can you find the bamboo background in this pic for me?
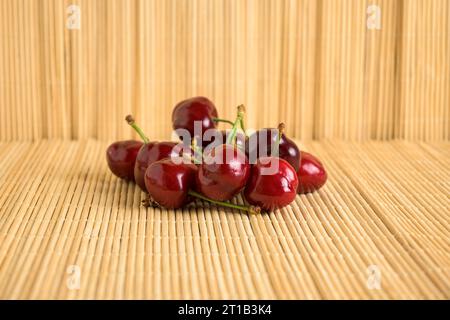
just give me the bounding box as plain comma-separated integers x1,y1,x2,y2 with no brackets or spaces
0,1,449,300
0,0,448,142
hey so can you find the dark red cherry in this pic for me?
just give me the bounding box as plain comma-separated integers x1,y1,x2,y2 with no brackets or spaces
144,159,198,209
246,124,300,172
297,151,327,194
106,140,143,181
196,144,250,201
144,159,259,214
195,105,250,201
134,141,183,192
172,96,218,145
244,157,298,211
125,114,190,192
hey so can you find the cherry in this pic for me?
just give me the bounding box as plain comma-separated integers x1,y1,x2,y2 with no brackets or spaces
195,106,250,201
196,144,250,201
134,141,181,192
244,156,298,211
106,140,143,181
246,123,301,171
297,151,327,194
172,96,218,147
145,159,198,209
145,159,259,214
126,115,186,192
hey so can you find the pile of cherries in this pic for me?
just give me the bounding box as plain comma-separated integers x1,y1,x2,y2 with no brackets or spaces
106,97,327,214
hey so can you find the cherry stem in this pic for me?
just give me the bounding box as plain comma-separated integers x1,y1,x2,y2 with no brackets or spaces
240,118,247,136
239,108,247,136
213,116,247,137
213,118,235,126
191,138,203,164
126,115,149,144
271,123,285,157
226,105,245,145
188,190,260,214
142,195,160,208
181,153,197,164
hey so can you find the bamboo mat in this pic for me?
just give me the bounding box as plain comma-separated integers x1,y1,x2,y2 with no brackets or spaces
0,139,448,299
0,0,449,142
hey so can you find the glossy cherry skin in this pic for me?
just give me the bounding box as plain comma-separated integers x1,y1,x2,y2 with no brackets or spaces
134,141,182,191
172,96,218,147
145,159,198,209
106,140,143,181
196,144,250,201
297,151,327,194
246,128,301,172
244,157,298,211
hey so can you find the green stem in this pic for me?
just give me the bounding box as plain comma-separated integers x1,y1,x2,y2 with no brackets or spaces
190,138,203,164
240,117,247,136
213,118,235,126
238,105,247,136
226,105,245,145
181,153,200,165
271,123,285,157
126,115,150,144
188,190,260,214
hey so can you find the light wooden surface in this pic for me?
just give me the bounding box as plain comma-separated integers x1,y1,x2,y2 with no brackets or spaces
0,0,449,142
0,140,448,299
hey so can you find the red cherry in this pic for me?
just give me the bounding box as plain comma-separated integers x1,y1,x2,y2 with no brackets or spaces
196,107,250,201
144,159,260,215
106,140,143,181
246,124,300,171
144,159,198,209
172,96,218,146
196,144,250,201
244,156,298,211
126,114,191,191
134,141,182,192
297,151,327,194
